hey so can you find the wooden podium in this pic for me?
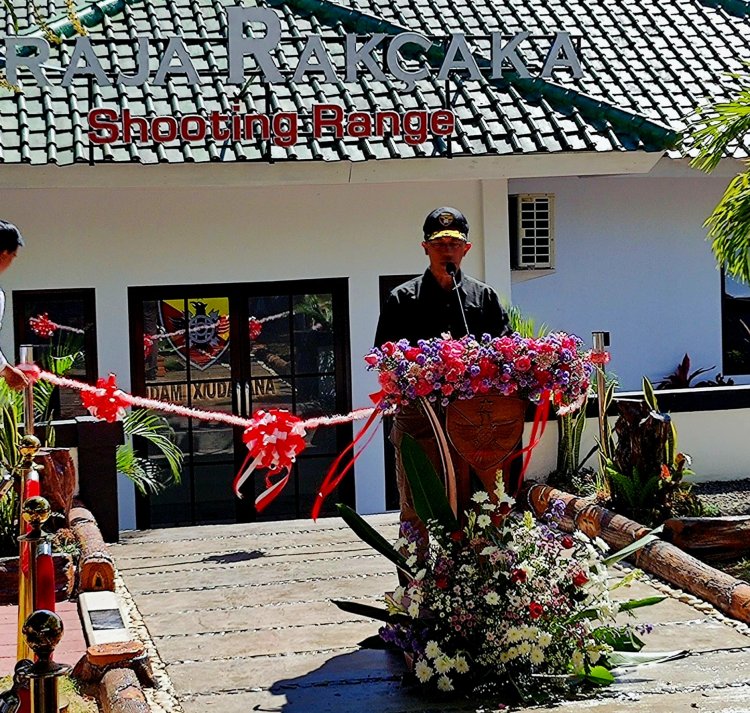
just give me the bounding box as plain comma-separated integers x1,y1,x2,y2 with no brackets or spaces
445,394,526,501
391,394,527,534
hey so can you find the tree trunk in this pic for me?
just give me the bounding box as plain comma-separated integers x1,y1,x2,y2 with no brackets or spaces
69,502,115,592
524,484,750,624
663,516,750,561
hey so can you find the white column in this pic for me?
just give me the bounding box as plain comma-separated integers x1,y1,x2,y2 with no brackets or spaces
480,179,512,301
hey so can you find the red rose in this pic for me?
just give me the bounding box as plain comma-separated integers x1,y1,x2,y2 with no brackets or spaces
404,347,421,361
450,530,464,542
381,342,396,356
529,602,543,619
415,380,433,397
573,571,589,587
435,575,449,590
511,568,527,584
364,353,379,366
561,535,574,549
515,356,532,372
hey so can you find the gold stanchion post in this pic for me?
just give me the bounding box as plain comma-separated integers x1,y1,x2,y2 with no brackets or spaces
22,610,71,713
16,435,43,663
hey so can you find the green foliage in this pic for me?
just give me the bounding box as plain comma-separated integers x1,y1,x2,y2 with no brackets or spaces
0,486,16,556
401,434,459,534
2,0,18,31
600,379,702,526
118,409,183,495
688,68,750,284
503,303,549,338
332,598,407,625
336,503,413,575
295,294,333,330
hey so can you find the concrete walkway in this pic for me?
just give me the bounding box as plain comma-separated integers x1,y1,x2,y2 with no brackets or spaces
111,514,750,713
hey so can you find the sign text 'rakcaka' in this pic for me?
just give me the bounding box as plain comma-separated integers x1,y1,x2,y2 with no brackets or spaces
4,7,582,148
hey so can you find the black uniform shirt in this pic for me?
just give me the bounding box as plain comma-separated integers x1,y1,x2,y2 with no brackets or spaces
374,268,511,346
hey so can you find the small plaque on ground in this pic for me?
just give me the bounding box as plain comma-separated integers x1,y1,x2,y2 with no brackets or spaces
89,609,125,630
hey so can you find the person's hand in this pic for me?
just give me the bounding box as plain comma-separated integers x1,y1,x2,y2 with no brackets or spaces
0,364,29,391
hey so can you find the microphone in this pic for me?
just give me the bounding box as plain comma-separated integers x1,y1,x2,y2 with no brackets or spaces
446,262,470,337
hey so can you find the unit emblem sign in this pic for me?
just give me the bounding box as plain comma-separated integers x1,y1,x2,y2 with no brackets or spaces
5,8,583,148
158,298,230,371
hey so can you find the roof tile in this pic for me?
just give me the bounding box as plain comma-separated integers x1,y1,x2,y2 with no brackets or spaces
1,0,747,165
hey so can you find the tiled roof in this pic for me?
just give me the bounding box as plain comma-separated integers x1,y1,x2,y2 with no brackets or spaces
0,0,747,165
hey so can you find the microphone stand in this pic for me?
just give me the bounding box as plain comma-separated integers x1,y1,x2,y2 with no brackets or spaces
446,262,470,337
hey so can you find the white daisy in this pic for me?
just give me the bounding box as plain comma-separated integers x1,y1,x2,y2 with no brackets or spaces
414,660,432,683
484,591,500,605
435,656,452,674
437,675,454,692
454,656,469,674
529,647,545,665
425,640,441,659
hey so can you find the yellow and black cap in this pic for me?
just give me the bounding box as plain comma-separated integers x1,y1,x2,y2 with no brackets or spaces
422,207,469,242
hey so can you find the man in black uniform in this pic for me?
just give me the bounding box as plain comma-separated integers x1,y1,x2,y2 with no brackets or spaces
375,207,513,545
375,207,510,345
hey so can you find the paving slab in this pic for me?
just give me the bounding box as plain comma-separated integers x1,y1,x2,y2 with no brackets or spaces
111,514,750,713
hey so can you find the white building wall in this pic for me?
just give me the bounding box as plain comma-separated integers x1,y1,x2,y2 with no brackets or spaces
526,408,750,484
0,177,501,526
508,172,742,391
0,158,744,527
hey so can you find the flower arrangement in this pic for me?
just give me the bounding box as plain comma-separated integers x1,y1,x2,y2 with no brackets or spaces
334,435,672,705
365,332,593,414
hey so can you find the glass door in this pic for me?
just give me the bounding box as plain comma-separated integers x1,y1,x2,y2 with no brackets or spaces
130,279,353,528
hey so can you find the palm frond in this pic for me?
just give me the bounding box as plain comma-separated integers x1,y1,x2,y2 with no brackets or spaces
122,409,183,483
704,171,750,284
689,74,750,173
115,444,168,496
503,303,549,338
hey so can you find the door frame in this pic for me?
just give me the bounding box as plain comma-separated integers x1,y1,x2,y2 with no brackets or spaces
128,278,354,528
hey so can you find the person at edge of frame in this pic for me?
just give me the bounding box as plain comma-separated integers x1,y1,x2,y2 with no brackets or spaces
374,206,520,552
0,220,29,391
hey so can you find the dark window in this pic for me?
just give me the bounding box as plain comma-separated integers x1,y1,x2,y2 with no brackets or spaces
722,272,750,375
12,288,97,419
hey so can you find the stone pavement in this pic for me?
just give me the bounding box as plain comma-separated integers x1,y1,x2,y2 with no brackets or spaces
110,514,750,713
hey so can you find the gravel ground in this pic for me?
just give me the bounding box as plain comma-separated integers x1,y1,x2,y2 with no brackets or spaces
693,479,750,516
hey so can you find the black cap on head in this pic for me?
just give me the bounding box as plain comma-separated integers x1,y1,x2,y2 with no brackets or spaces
422,207,469,242
0,220,24,252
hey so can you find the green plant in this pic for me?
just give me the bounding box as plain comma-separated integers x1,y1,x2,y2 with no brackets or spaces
503,303,549,338
116,409,183,495
548,391,598,497
601,378,702,526
295,294,333,331
688,66,750,285
333,433,673,702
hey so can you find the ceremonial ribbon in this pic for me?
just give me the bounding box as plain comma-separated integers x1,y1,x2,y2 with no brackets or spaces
311,405,383,520
500,392,552,496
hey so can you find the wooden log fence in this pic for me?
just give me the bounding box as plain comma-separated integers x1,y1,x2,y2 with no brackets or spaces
524,484,750,624
68,501,116,592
